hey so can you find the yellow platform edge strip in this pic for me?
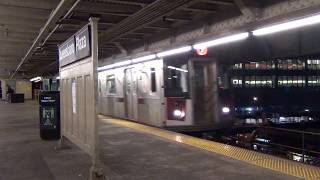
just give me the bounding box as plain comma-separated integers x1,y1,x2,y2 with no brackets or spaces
101,117,320,180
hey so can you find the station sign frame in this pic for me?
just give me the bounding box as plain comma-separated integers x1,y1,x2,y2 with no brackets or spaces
58,25,91,67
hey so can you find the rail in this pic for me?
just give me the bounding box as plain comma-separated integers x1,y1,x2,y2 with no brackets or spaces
254,126,320,165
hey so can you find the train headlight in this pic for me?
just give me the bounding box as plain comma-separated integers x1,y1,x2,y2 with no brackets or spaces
222,107,230,114
173,109,185,119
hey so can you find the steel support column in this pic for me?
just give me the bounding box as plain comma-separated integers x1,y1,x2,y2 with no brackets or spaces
89,17,105,180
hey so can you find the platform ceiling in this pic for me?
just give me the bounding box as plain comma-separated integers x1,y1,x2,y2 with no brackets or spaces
1,0,319,79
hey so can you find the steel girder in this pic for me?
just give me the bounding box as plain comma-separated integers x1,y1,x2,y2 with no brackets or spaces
101,0,320,65
10,0,78,78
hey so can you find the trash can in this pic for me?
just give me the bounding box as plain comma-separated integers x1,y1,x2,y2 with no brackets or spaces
39,91,60,140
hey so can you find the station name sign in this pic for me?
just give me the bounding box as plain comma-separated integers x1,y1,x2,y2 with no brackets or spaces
59,25,91,67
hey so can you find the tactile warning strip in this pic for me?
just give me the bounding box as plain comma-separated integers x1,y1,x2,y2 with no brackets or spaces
101,117,320,180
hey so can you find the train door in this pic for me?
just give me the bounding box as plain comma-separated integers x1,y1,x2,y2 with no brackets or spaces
124,68,137,120
190,60,219,124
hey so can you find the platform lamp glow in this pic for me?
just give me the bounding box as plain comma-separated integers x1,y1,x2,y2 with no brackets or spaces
193,32,249,49
252,14,320,36
222,107,230,114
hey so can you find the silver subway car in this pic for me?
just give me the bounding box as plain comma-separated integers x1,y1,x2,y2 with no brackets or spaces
98,55,233,132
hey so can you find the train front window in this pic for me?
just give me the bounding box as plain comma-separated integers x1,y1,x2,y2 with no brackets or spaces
165,64,189,97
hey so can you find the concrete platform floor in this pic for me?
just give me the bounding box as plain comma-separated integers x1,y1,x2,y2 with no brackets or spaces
0,101,300,180
0,101,91,180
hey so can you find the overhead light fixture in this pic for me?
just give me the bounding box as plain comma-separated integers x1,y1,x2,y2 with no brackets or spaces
30,76,42,82
113,60,132,67
252,14,320,36
193,32,249,49
98,64,113,71
156,46,192,57
97,60,132,71
131,54,156,63
56,76,60,80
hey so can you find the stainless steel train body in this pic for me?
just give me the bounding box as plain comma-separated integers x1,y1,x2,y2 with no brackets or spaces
98,55,233,131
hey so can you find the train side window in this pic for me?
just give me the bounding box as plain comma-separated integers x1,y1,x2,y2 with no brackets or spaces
150,68,156,92
106,75,116,94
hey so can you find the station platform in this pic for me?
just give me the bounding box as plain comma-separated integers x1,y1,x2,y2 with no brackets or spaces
0,101,319,179
100,117,319,180
0,101,91,180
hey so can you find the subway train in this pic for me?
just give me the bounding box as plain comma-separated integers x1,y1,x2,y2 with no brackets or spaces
98,55,233,132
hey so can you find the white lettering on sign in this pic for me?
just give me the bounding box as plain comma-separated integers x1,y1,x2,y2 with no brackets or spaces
41,99,55,103
76,35,86,51
59,43,75,61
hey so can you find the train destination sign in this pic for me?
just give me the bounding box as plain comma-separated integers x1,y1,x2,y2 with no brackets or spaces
59,25,91,67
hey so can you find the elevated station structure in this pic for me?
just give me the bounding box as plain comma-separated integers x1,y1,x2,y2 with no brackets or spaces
1,0,320,179
0,0,319,79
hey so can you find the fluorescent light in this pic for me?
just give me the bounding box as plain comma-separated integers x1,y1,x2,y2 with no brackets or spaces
113,60,132,67
156,46,192,57
131,54,156,63
252,14,320,36
193,32,249,49
98,60,132,71
30,76,42,82
56,76,60,80
98,64,113,71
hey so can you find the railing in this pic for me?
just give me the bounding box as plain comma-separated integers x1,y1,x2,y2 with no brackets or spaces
253,126,320,166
